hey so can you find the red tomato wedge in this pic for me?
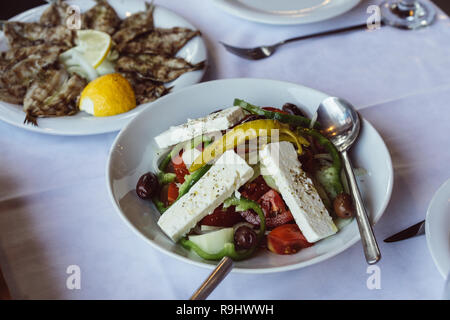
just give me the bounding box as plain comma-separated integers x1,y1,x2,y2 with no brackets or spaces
200,205,245,227
239,189,294,228
167,182,179,205
262,107,288,114
171,152,189,183
267,224,313,255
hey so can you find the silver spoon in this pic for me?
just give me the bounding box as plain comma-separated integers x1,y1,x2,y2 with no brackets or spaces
220,22,371,60
317,97,381,264
190,256,234,300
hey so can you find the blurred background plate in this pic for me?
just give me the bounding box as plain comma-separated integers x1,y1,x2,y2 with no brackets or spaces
0,0,207,135
426,178,450,278
212,0,361,25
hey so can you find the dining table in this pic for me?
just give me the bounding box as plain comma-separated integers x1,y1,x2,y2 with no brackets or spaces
0,0,449,299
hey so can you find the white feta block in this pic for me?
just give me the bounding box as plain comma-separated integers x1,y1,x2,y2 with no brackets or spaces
259,142,337,243
157,150,254,242
154,107,246,149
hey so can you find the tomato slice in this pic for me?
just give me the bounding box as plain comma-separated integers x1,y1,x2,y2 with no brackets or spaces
200,205,245,227
172,151,189,183
262,107,288,114
167,182,179,205
267,224,313,255
239,176,271,201
239,189,294,228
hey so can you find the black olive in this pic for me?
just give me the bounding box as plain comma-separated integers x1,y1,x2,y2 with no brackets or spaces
282,103,307,117
333,193,355,219
234,226,257,250
136,172,159,199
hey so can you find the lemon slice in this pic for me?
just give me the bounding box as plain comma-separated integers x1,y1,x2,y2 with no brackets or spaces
79,73,136,117
75,30,112,68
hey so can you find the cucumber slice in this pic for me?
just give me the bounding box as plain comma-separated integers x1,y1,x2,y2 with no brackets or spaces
200,225,222,232
188,228,234,254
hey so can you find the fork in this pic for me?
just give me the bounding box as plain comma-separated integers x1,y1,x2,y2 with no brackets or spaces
220,22,374,60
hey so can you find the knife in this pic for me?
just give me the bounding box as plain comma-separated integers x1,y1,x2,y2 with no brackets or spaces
384,220,426,243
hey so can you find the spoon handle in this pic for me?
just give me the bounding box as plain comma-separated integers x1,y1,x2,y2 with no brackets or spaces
190,256,234,300
341,151,381,264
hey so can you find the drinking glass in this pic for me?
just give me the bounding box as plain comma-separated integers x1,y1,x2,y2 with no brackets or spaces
380,0,436,29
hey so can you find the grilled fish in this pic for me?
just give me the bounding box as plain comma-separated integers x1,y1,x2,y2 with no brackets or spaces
116,54,205,83
121,72,170,105
3,21,75,48
23,70,86,125
40,0,71,26
0,44,67,104
82,0,121,35
117,27,201,56
112,3,155,45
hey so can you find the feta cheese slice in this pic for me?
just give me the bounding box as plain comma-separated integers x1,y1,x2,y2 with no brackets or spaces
158,150,254,242
259,141,337,243
154,107,246,149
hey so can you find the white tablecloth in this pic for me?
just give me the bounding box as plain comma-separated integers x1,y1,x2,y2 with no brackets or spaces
0,0,449,299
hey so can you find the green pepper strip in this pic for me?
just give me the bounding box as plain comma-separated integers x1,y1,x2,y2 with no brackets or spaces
234,98,319,129
152,196,168,214
176,164,212,201
179,196,266,261
153,136,213,212
297,127,344,198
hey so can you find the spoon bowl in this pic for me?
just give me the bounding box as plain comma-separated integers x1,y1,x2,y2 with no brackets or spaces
317,97,360,152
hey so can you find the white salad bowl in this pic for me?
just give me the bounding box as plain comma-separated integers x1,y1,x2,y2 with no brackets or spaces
106,78,393,273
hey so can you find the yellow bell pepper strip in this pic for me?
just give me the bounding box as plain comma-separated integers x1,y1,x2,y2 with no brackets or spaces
189,119,309,172
234,98,319,129
179,196,266,261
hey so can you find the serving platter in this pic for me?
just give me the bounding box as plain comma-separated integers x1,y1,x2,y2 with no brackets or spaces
106,78,394,273
0,0,207,135
212,0,361,25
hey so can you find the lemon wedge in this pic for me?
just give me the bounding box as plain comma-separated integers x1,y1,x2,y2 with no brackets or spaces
75,30,112,68
79,74,136,117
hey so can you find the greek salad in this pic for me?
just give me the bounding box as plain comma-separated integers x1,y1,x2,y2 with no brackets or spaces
136,99,355,261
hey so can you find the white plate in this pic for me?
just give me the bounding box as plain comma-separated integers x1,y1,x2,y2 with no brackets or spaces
0,0,207,135
212,0,361,25
106,78,393,274
426,179,450,278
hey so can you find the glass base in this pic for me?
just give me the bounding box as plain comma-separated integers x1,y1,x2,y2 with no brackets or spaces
380,1,436,29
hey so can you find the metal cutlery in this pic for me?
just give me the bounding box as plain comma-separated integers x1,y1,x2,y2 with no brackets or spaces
190,256,234,300
220,22,375,60
317,97,381,264
384,220,426,243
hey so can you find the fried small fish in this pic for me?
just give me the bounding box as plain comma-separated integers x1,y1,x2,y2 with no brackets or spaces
0,44,67,87
23,70,86,125
0,85,27,104
40,0,71,26
112,3,155,45
82,0,121,35
121,72,170,105
116,54,205,83
3,21,75,48
117,27,201,56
